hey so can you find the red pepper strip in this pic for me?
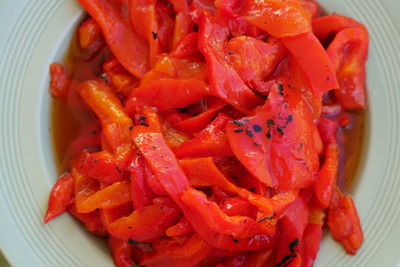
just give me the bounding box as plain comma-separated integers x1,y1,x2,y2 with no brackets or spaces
301,0,320,18
127,150,155,210
173,98,227,135
76,179,131,213
327,28,369,110
286,55,322,119
77,80,133,153
170,33,199,58
180,157,297,215
141,108,190,149
301,209,324,267
125,79,210,115
77,0,149,78
67,204,108,237
108,235,134,267
328,187,363,255
49,63,70,99
159,109,191,125
318,116,338,145
103,58,138,97
228,81,320,190
77,145,132,183
227,36,286,83
240,0,311,38
182,189,270,239
312,14,366,43
132,125,275,250
282,32,339,96
73,168,99,209
145,163,168,196
215,0,249,36
169,0,193,49
198,12,263,114
108,197,182,242
274,196,309,267
166,217,194,237
44,173,74,223
221,197,258,219
155,3,175,51
78,18,105,58
174,113,234,158
314,144,339,209
129,0,160,64
140,234,211,267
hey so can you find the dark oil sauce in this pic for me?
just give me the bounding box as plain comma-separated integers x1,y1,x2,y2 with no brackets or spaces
50,23,366,193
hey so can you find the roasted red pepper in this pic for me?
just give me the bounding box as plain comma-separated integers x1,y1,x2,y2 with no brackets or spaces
49,63,70,99
125,79,210,115
328,187,363,254
78,18,105,58
174,113,233,158
198,11,263,113
327,28,369,110
107,197,181,242
44,172,74,223
108,235,134,267
77,0,149,78
240,0,311,38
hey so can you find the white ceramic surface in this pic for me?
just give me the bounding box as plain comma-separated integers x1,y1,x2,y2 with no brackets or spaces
0,0,399,266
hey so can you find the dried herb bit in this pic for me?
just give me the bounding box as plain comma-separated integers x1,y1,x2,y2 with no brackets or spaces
277,83,284,96
266,129,272,139
232,120,244,126
129,126,134,131
139,121,149,127
128,239,147,245
116,166,122,174
267,119,275,128
287,115,293,123
276,254,296,267
231,237,239,243
254,142,260,146
91,130,97,135
258,213,276,223
253,124,262,132
138,115,146,121
227,51,236,55
234,129,244,133
249,187,256,192
289,238,299,254
151,31,158,39
277,127,285,136
245,130,254,138
127,226,133,229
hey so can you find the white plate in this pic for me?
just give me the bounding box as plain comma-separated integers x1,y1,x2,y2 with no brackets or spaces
1,0,400,266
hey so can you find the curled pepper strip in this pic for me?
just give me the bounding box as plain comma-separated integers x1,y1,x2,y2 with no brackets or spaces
125,79,210,115
77,80,133,153
107,197,182,242
198,11,263,113
314,144,339,209
240,0,311,38
174,113,233,158
77,0,149,78
327,28,369,110
282,31,339,97
180,157,297,215
328,187,363,255
44,172,74,223
108,235,134,267
72,164,131,214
